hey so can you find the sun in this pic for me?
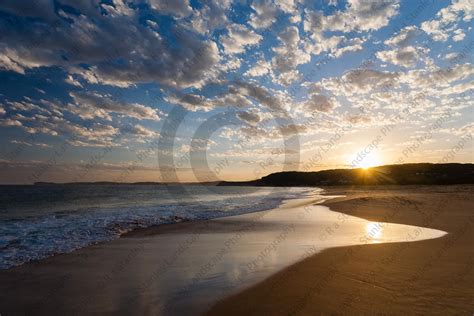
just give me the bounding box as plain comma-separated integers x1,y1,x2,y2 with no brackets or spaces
359,153,382,169
350,150,382,169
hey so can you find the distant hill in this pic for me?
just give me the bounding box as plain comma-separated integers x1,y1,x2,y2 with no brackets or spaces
32,163,474,187
218,163,474,186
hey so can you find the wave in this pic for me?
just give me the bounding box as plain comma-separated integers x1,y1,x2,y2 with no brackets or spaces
0,186,317,269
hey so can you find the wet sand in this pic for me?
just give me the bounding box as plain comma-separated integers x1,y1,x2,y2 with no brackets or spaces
0,187,450,315
208,185,474,315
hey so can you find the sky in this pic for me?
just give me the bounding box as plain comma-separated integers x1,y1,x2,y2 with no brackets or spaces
0,0,473,184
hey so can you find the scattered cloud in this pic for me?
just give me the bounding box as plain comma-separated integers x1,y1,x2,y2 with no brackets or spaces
249,0,279,29
421,0,473,42
220,24,263,55
69,92,161,121
376,46,427,68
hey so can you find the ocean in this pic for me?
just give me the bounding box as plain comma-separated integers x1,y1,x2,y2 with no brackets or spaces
0,184,313,269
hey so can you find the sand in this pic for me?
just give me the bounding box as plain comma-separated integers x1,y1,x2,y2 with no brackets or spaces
0,185,472,315
208,185,474,315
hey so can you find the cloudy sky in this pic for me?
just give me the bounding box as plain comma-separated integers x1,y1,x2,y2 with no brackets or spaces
0,0,473,184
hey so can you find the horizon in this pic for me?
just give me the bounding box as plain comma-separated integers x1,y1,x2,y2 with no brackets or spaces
0,0,473,184
1,162,471,185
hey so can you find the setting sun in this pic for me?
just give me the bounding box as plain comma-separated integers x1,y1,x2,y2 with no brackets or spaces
350,150,383,169
360,153,382,169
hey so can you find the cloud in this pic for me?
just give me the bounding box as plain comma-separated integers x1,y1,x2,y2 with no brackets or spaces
232,81,286,111
421,0,473,42
4,96,163,147
220,24,263,55
401,63,474,89
271,26,311,85
186,0,231,34
331,37,365,58
305,94,339,112
244,55,271,77
444,52,459,60
376,46,426,68
0,52,28,74
123,124,158,137
65,75,83,88
165,80,286,112
452,28,466,41
345,113,372,125
149,0,192,17
0,118,22,127
277,124,307,136
439,80,474,96
166,93,218,111
384,26,420,47
304,0,399,35
322,69,400,96
69,92,161,121
249,0,278,29
0,2,220,89
274,0,299,15
236,111,261,124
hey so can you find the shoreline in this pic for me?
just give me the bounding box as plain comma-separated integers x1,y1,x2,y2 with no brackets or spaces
0,189,331,315
207,184,474,315
0,185,469,315
0,186,317,271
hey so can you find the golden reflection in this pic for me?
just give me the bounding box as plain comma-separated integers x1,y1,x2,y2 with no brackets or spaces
365,222,384,243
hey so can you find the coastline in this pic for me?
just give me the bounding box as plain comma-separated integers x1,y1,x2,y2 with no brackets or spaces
0,185,469,315
0,190,331,315
207,185,474,315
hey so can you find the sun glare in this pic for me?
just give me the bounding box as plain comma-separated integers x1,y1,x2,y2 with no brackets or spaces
350,150,382,169
359,153,381,169
365,222,384,243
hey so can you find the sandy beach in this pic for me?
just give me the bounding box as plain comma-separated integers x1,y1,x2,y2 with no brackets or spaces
208,185,474,315
0,185,471,315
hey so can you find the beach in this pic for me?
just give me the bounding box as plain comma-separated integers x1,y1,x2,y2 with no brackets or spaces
0,185,472,315
208,185,474,315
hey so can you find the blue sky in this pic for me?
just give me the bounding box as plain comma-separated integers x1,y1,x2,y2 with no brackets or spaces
0,0,473,184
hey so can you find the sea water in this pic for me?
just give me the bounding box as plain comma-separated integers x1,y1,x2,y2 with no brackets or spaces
0,184,313,269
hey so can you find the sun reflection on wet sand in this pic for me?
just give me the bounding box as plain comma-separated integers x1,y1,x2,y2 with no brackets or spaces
365,222,384,243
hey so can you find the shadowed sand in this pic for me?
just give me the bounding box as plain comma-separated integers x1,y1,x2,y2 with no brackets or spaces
207,185,474,315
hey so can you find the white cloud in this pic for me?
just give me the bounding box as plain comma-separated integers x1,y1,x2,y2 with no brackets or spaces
444,52,459,60
0,2,221,89
69,92,161,121
125,124,158,137
65,74,83,87
421,0,473,42
331,37,365,58
245,56,271,77
304,0,400,35
376,46,426,68
187,0,231,34
452,28,466,41
220,24,263,55
384,26,420,47
271,26,311,85
249,0,278,29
